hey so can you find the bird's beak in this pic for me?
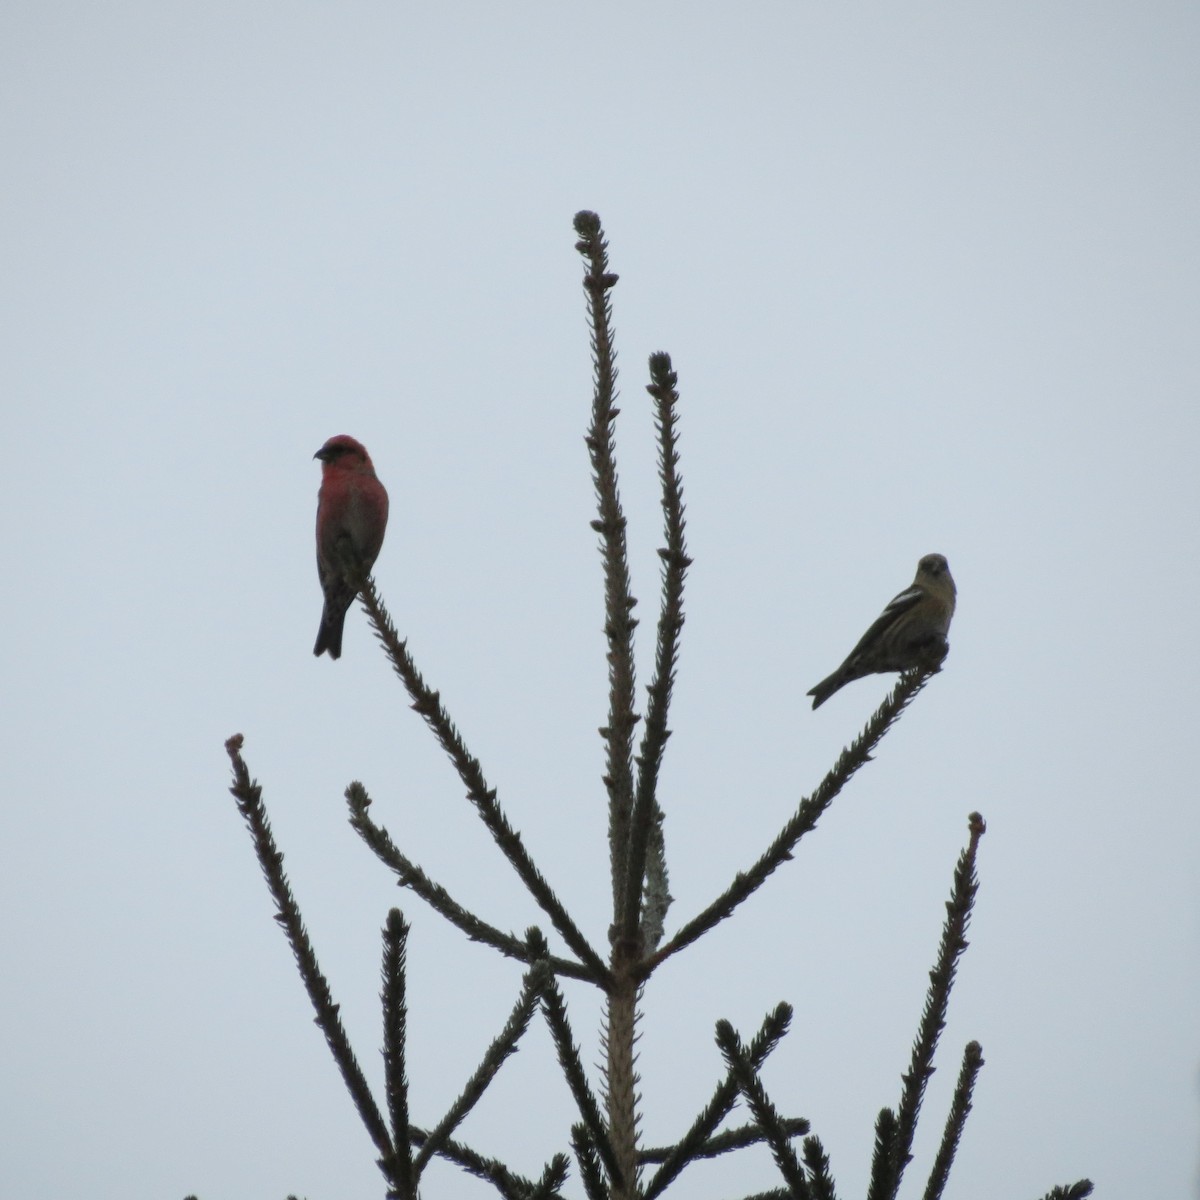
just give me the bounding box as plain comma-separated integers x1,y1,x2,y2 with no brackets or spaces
313,449,327,462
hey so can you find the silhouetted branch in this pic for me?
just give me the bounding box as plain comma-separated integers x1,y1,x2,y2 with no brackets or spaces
801,1136,838,1200
222,210,1088,1200
224,735,393,1172
406,1126,542,1200
922,1040,984,1200
412,955,551,1177
535,933,621,1186
641,807,671,952
527,1153,572,1200
644,1002,793,1200
575,209,642,932
1038,1185,1093,1200
357,579,611,988
622,352,689,951
640,666,940,979
641,1118,811,1166
885,813,985,1198
347,782,596,985
381,908,415,1200
716,1020,811,1200
571,1122,611,1200
865,1108,899,1200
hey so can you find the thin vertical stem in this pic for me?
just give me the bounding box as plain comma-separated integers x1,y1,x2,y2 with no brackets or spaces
575,210,641,928
381,909,415,1200
604,950,640,1199
622,352,689,948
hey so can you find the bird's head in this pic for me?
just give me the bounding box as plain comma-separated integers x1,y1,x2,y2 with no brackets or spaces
314,435,373,471
916,553,956,604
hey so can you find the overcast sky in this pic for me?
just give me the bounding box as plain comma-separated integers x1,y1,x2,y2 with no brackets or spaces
2,3,1197,1198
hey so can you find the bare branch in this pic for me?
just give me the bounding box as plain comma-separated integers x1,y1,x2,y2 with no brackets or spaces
571,1123,611,1200
413,956,551,1176
641,1118,810,1165
381,909,415,1200
640,667,941,979
347,782,598,985
223,736,393,1174
801,1136,838,1200
356,579,611,987
866,1108,899,1200
922,1041,984,1200
644,1003,793,1200
622,352,689,950
886,813,986,1198
535,931,621,1187
716,1020,811,1200
405,1127,541,1200
575,209,641,930
1037,1185,1094,1200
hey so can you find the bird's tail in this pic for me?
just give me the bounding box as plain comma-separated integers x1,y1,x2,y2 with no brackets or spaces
313,606,346,659
806,670,844,710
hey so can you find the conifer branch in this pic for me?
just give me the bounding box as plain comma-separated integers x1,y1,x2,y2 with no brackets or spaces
865,1108,899,1200
885,812,986,1199
223,736,394,1172
381,908,415,1200
640,1118,811,1165
1038,1184,1094,1200
571,1123,611,1200
621,352,688,949
643,1001,793,1200
224,211,1088,1200
535,934,621,1186
640,667,940,979
574,209,641,928
406,1127,543,1199
922,1040,983,1200
802,1136,838,1200
601,957,641,1196
716,1020,811,1200
641,809,671,952
347,783,597,984
412,955,551,1176
357,578,611,987
528,1154,572,1200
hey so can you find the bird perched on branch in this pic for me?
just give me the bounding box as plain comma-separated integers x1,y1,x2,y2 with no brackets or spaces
313,435,389,659
807,553,956,709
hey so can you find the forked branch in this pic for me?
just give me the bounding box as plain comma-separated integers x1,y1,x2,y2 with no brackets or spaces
357,578,611,988
640,665,943,979
223,736,394,1178
347,782,596,984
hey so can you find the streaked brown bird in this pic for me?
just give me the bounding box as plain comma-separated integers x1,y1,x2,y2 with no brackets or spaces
807,553,956,709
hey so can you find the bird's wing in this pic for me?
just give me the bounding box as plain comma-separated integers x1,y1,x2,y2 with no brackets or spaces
842,584,925,661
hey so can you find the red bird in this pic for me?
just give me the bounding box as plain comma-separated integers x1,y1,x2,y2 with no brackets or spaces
312,435,389,659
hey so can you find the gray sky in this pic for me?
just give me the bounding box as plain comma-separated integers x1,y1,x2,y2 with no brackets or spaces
2,3,1197,1198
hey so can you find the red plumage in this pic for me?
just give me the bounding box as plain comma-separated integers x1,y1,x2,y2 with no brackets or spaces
313,435,389,659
